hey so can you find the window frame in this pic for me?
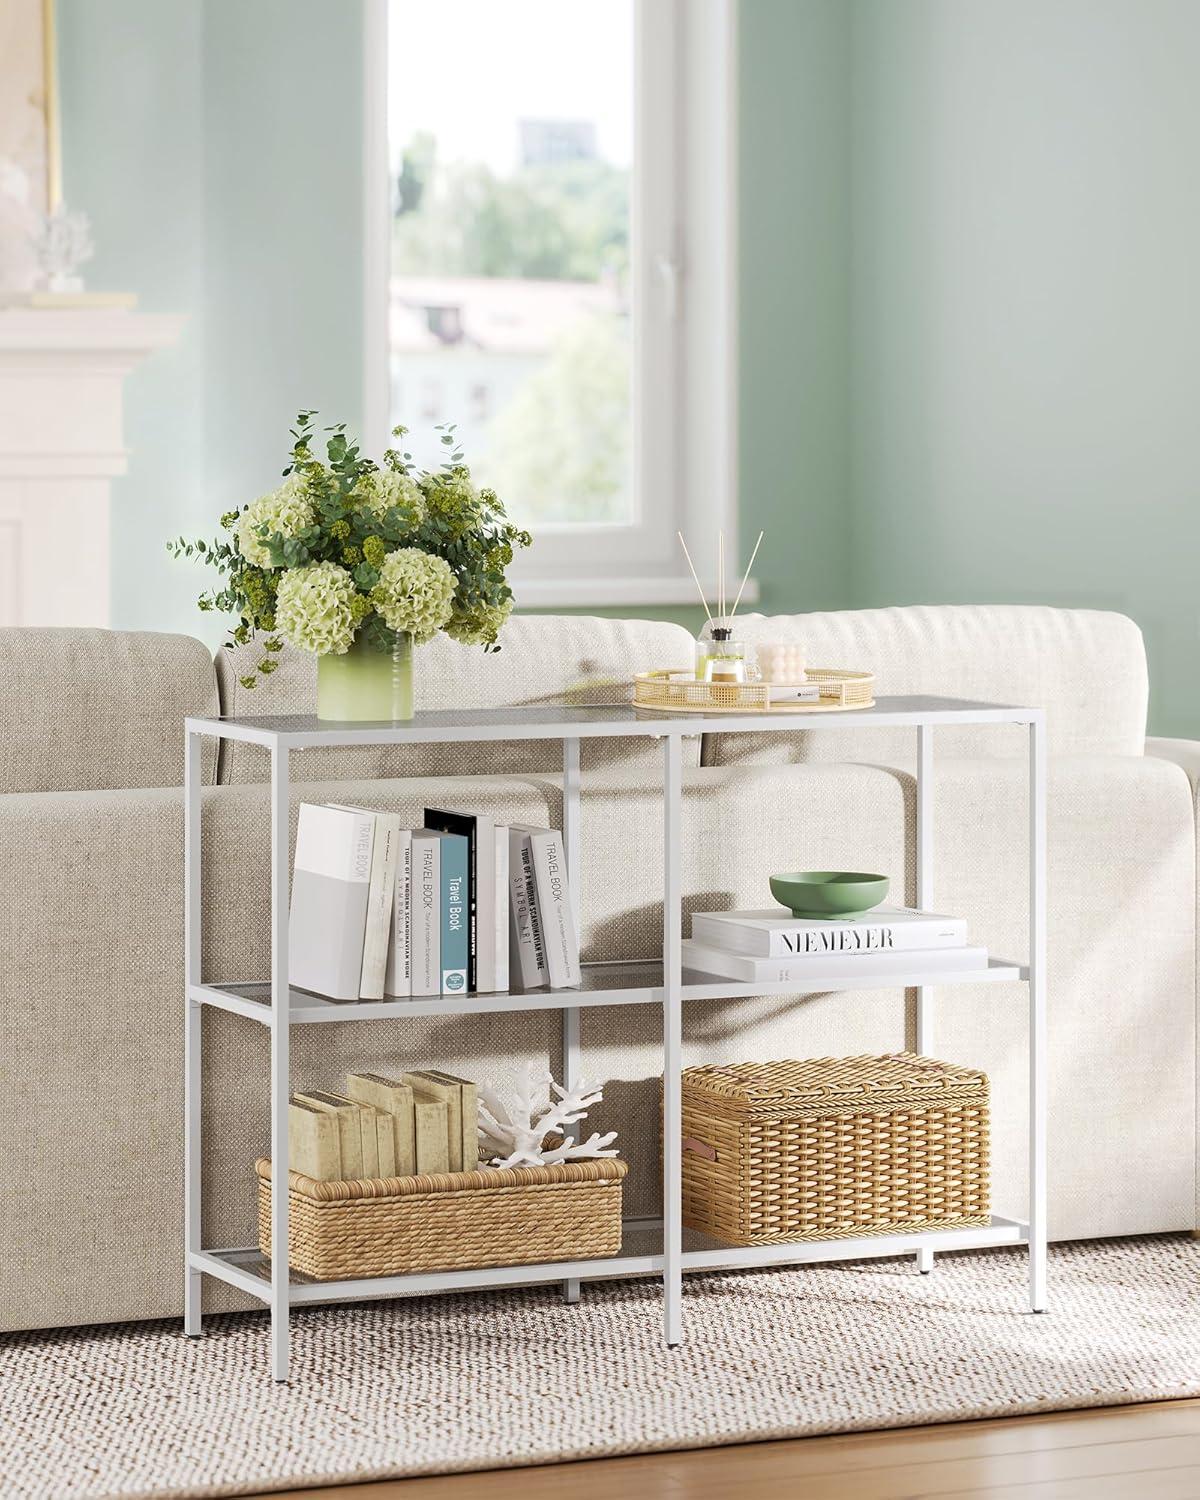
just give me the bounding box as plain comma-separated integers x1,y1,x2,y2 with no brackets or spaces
363,0,747,608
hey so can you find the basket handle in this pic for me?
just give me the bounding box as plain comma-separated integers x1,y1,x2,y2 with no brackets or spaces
682,1136,717,1161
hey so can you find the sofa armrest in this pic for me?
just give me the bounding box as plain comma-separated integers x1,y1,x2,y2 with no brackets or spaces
1146,737,1200,784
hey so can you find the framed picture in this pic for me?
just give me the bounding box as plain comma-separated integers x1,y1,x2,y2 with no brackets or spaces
0,0,59,293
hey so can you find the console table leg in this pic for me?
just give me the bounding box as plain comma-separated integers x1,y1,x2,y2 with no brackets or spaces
183,729,202,1336
562,736,581,1305
270,743,291,1381
662,733,683,1346
915,723,935,1274
1028,716,1048,1312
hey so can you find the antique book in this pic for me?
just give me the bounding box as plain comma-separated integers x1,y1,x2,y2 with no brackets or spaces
294,1091,364,1180
287,1098,342,1181
344,1072,416,1176
422,1069,479,1172
404,1071,463,1172
414,1099,450,1175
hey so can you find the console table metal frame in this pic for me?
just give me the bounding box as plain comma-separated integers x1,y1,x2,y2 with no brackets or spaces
182,696,1047,1382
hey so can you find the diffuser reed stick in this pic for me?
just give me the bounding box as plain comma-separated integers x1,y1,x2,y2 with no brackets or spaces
729,530,764,621
676,532,713,623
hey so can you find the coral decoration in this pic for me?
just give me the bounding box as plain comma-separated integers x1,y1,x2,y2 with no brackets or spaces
478,1065,619,1170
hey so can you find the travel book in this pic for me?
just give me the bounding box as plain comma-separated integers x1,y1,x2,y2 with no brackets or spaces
432,830,469,994
409,832,442,997
511,825,581,988
691,906,970,958
288,804,374,1001
423,809,510,992
681,940,990,984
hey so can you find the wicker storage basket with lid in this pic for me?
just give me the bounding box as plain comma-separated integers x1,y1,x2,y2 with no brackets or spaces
680,1054,989,1246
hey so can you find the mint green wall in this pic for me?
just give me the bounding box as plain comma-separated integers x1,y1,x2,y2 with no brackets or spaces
60,1,1196,734
849,0,1200,736
58,0,365,645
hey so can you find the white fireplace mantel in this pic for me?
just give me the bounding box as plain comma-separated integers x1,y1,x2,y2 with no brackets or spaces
0,308,184,625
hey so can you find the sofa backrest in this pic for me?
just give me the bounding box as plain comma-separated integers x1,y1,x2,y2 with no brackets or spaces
216,614,698,783
0,628,220,792
703,604,1148,766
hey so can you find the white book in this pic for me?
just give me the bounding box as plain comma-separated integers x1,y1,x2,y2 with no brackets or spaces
289,804,374,1001
493,827,510,993
508,828,548,989
410,831,441,997
328,805,402,1001
384,829,413,997
518,827,580,989
692,906,970,959
682,939,990,985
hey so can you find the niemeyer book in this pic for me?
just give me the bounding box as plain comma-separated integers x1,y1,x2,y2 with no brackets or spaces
681,940,989,984
691,906,969,958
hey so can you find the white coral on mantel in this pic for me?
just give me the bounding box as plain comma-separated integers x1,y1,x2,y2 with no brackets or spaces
478,1065,619,1169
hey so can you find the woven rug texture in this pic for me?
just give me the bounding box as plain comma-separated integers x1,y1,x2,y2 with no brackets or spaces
3,1236,1199,1500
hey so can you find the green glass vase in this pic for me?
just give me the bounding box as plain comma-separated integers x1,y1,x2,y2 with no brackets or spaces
316,629,414,721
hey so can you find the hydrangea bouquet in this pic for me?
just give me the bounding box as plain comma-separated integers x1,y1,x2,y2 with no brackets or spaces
169,412,530,719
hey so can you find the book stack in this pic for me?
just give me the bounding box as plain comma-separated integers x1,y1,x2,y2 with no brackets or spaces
289,804,581,1000
681,906,988,983
288,1068,479,1180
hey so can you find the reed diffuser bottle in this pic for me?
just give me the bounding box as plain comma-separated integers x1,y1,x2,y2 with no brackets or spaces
678,528,764,685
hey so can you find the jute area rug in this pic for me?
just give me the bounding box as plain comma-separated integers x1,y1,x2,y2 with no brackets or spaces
4,1236,1199,1500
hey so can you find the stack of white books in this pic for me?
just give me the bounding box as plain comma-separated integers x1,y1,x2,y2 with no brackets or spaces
288,802,582,1002
681,906,988,984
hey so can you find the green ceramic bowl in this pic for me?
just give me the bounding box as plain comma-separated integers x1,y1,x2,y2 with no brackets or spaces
768,871,890,918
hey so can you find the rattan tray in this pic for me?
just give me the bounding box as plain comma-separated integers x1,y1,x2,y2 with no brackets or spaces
256,1157,627,1280
634,667,875,714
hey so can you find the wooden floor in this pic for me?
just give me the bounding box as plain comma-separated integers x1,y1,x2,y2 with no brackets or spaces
256,1398,1200,1499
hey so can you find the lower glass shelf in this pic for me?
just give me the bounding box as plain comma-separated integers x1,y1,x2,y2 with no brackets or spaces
192,1215,1029,1306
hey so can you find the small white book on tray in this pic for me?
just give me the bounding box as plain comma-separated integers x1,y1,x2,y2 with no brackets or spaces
681,939,989,985
691,906,969,957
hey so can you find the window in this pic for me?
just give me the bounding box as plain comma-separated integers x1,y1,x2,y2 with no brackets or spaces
364,0,740,606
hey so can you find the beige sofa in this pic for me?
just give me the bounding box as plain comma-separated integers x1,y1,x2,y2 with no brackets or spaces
1,605,1195,1333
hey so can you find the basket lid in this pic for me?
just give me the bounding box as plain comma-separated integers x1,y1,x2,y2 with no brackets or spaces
682,1054,987,1109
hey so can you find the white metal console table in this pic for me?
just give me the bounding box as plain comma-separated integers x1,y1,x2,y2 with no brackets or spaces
183,696,1047,1383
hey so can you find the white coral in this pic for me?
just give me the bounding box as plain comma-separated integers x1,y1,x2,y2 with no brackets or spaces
478,1065,619,1170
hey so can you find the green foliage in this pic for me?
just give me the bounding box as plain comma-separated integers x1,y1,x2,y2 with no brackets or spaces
167,412,532,680
393,147,630,283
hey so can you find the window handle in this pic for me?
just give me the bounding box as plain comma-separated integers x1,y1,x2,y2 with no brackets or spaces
655,252,681,321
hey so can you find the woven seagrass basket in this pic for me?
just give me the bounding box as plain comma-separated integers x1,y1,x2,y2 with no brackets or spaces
256,1157,627,1280
680,1054,989,1246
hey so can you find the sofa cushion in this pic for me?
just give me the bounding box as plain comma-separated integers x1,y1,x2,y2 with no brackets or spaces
704,605,1148,765
0,628,219,792
215,614,698,782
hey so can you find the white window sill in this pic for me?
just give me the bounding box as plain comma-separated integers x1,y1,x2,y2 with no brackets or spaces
512,576,761,610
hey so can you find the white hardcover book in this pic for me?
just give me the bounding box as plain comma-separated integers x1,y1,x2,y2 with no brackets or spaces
384,830,413,998
493,827,510,993
526,828,581,989
691,906,970,959
474,814,497,991
410,832,441,997
329,805,401,1001
508,829,547,989
289,804,375,1001
682,939,990,985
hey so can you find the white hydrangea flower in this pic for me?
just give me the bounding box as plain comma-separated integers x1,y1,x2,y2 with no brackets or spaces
371,547,456,642
444,597,513,648
274,560,357,655
356,468,425,531
235,473,315,567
